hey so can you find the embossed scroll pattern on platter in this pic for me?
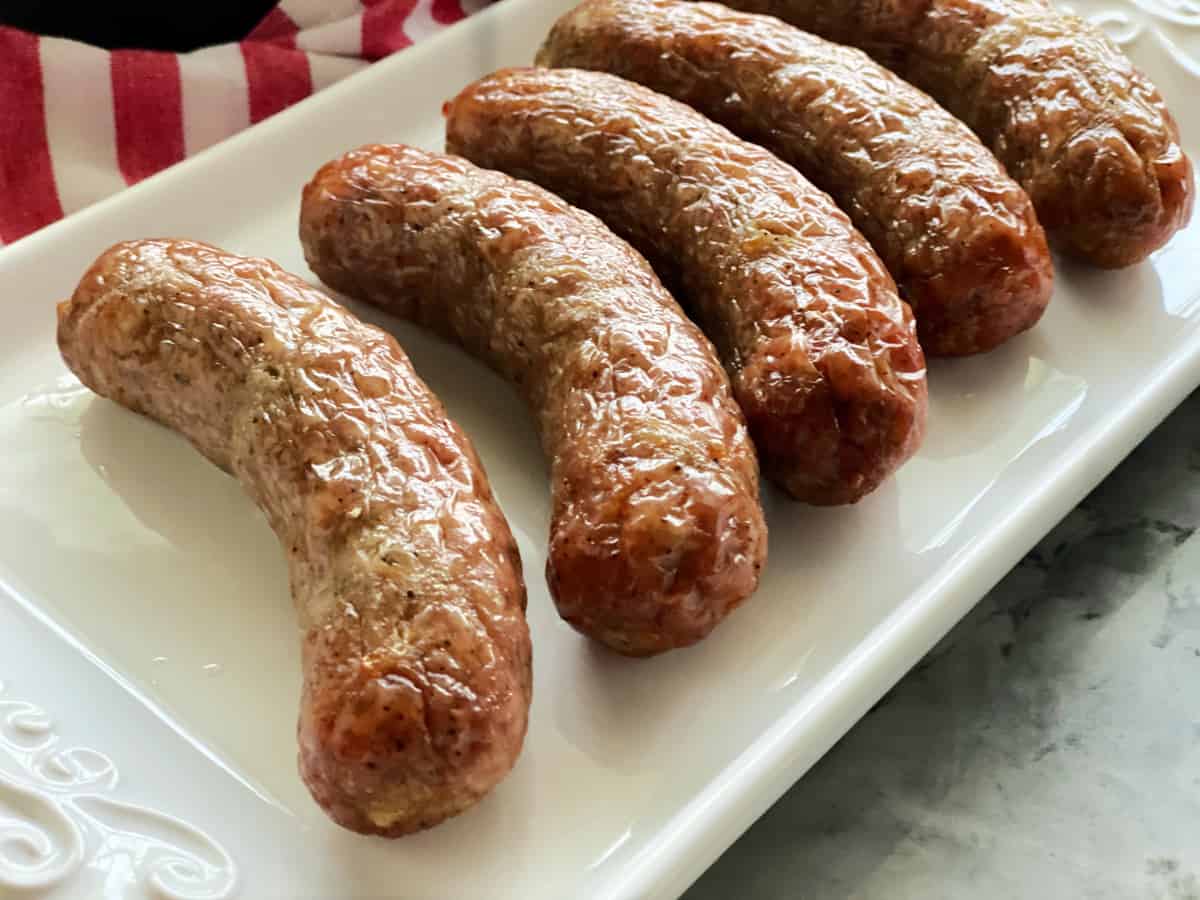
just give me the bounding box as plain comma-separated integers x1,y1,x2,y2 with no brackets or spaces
0,680,237,898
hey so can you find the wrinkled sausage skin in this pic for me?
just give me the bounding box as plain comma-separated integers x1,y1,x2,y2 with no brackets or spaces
57,239,532,836
716,0,1194,268
445,68,927,505
538,0,1054,357
300,144,766,655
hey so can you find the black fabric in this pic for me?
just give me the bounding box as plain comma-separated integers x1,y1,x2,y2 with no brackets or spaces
0,1,278,51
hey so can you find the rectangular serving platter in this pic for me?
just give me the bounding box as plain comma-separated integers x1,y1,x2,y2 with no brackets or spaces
1,1,1198,897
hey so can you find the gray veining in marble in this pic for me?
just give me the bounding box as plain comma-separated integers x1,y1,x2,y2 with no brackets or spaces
687,391,1200,900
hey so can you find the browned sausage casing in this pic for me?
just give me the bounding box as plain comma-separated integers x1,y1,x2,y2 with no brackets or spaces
716,0,1195,268
300,144,766,655
445,68,928,505
57,239,532,836
537,0,1055,357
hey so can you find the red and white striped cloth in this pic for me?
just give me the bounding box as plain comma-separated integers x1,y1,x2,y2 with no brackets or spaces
0,0,491,247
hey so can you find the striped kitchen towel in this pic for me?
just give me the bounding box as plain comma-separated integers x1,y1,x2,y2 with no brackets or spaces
0,0,490,246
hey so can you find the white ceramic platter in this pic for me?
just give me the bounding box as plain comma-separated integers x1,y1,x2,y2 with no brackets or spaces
1,1,1198,898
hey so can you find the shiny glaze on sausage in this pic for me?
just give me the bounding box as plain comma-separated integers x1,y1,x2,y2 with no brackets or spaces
300,144,766,655
716,0,1194,268
57,239,532,836
445,68,928,504
538,0,1054,356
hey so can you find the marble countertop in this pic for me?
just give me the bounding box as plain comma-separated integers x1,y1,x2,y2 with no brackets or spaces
687,391,1200,900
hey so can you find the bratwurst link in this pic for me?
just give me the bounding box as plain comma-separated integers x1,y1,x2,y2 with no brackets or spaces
714,0,1194,268
57,239,532,836
300,144,766,655
537,0,1055,357
445,68,928,505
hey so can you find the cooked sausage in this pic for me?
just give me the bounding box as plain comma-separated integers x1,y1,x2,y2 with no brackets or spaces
445,68,927,505
57,239,532,836
300,144,766,655
715,0,1194,268
537,0,1054,357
